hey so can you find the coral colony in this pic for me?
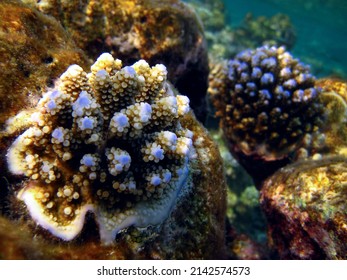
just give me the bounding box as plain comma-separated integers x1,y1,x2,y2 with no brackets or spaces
7,53,195,243
210,45,324,160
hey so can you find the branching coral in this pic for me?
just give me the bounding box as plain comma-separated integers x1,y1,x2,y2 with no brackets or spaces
210,45,324,161
7,53,195,243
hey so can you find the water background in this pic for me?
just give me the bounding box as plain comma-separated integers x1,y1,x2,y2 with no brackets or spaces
224,0,347,78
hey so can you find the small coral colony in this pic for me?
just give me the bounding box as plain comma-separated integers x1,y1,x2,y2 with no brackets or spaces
1,0,347,259
8,54,193,243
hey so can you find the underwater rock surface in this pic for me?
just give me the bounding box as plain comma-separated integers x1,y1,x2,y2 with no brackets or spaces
0,0,88,129
23,0,209,121
261,156,347,259
316,78,347,156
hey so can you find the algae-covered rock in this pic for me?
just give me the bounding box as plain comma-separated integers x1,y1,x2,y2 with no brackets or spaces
260,156,347,259
0,0,88,130
316,78,347,156
23,0,209,121
228,233,269,260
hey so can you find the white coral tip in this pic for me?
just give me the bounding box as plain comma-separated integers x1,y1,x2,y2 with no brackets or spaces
139,103,152,122
65,64,83,78
177,95,190,115
163,131,177,145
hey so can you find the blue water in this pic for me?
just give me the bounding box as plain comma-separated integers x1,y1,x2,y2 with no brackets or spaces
224,0,347,78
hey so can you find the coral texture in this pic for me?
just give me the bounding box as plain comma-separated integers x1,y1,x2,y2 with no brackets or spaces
7,53,196,244
209,46,324,183
1,113,227,259
23,0,209,121
260,156,347,259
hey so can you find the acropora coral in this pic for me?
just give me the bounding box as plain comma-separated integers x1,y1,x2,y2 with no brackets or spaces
209,45,324,183
7,53,197,244
1,108,227,259
23,0,209,121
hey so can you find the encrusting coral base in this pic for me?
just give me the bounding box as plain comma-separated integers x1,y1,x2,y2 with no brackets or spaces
1,52,227,259
1,112,227,259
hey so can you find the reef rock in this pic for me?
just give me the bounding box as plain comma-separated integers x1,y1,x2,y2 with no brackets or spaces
23,0,209,121
316,78,347,156
1,53,227,259
0,0,88,129
260,156,347,259
228,232,268,260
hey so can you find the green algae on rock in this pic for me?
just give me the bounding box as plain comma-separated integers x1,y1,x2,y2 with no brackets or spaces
0,0,88,130
260,156,347,259
23,0,209,121
316,78,347,156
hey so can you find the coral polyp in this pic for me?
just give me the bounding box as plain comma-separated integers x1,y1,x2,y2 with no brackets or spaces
7,53,195,243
